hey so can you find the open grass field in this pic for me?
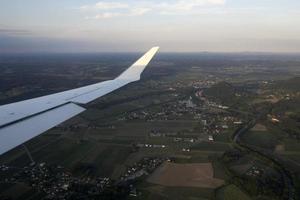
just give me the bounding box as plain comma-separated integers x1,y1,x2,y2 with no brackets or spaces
174,153,211,163
281,152,300,165
214,131,233,143
0,183,32,200
283,139,300,152
1,132,132,178
216,184,251,200
240,130,278,150
136,183,215,200
147,162,224,188
191,141,232,152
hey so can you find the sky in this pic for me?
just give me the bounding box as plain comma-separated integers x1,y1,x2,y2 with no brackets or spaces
1,0,300,53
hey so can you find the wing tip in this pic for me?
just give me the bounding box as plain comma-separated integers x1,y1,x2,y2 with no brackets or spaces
152,46,160,51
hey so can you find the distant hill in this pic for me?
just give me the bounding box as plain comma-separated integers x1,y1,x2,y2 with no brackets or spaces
204,82,237,104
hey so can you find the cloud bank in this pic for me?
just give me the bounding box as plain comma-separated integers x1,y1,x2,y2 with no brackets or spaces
80,0,226,19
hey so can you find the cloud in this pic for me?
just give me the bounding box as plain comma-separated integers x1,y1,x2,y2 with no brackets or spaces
81,0,226,19
87,8,151,19
157,0,226,14
158,0,225,12
88,12,122,19
95,2,129,10
80,2,128,11
129,8,152,16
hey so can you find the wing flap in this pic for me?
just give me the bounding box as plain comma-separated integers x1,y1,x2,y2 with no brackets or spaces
0,103,85,155
69,79,128,104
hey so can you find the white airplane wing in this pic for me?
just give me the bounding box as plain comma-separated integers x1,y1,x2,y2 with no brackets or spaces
0,47,159,155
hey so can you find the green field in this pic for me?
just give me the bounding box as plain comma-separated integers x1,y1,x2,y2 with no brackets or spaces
191,141,232,152
216,184,251,200
283,139,300,152
136,183,214,200
1,58,300,200
214,131,233,143
240,131,278,150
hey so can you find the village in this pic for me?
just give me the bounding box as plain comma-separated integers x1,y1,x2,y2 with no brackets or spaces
0,156,169,199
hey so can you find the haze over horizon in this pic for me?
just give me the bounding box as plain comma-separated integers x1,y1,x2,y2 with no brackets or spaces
1,0,300,53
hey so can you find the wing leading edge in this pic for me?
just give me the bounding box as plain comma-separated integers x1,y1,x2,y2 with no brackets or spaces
0,47,159,155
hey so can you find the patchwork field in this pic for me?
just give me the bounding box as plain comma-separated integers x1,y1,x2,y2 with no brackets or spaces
147,162,224,188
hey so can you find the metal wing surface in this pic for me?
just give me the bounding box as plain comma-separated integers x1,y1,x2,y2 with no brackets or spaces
0,47,159,155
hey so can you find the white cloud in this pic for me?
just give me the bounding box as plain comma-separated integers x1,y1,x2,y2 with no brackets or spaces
80,2,128,11
93,12,122,19
159,0,225,10
87,8,151,19
157,0,226,14
129,8,152,16
95,2,129,10
81,0,226,19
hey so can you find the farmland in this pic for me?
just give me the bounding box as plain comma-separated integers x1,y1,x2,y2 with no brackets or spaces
1,52,300,199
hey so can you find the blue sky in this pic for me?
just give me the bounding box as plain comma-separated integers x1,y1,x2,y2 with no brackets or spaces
1,0,300,52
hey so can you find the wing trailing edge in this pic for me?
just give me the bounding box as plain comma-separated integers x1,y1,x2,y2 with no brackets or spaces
0,103,85,155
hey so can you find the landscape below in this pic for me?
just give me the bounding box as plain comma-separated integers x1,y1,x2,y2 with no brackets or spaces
0,52,300,200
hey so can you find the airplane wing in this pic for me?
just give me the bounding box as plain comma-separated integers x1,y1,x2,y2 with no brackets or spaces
0,47,159,155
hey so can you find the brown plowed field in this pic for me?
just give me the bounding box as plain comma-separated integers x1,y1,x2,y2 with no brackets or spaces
147,162,224,188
